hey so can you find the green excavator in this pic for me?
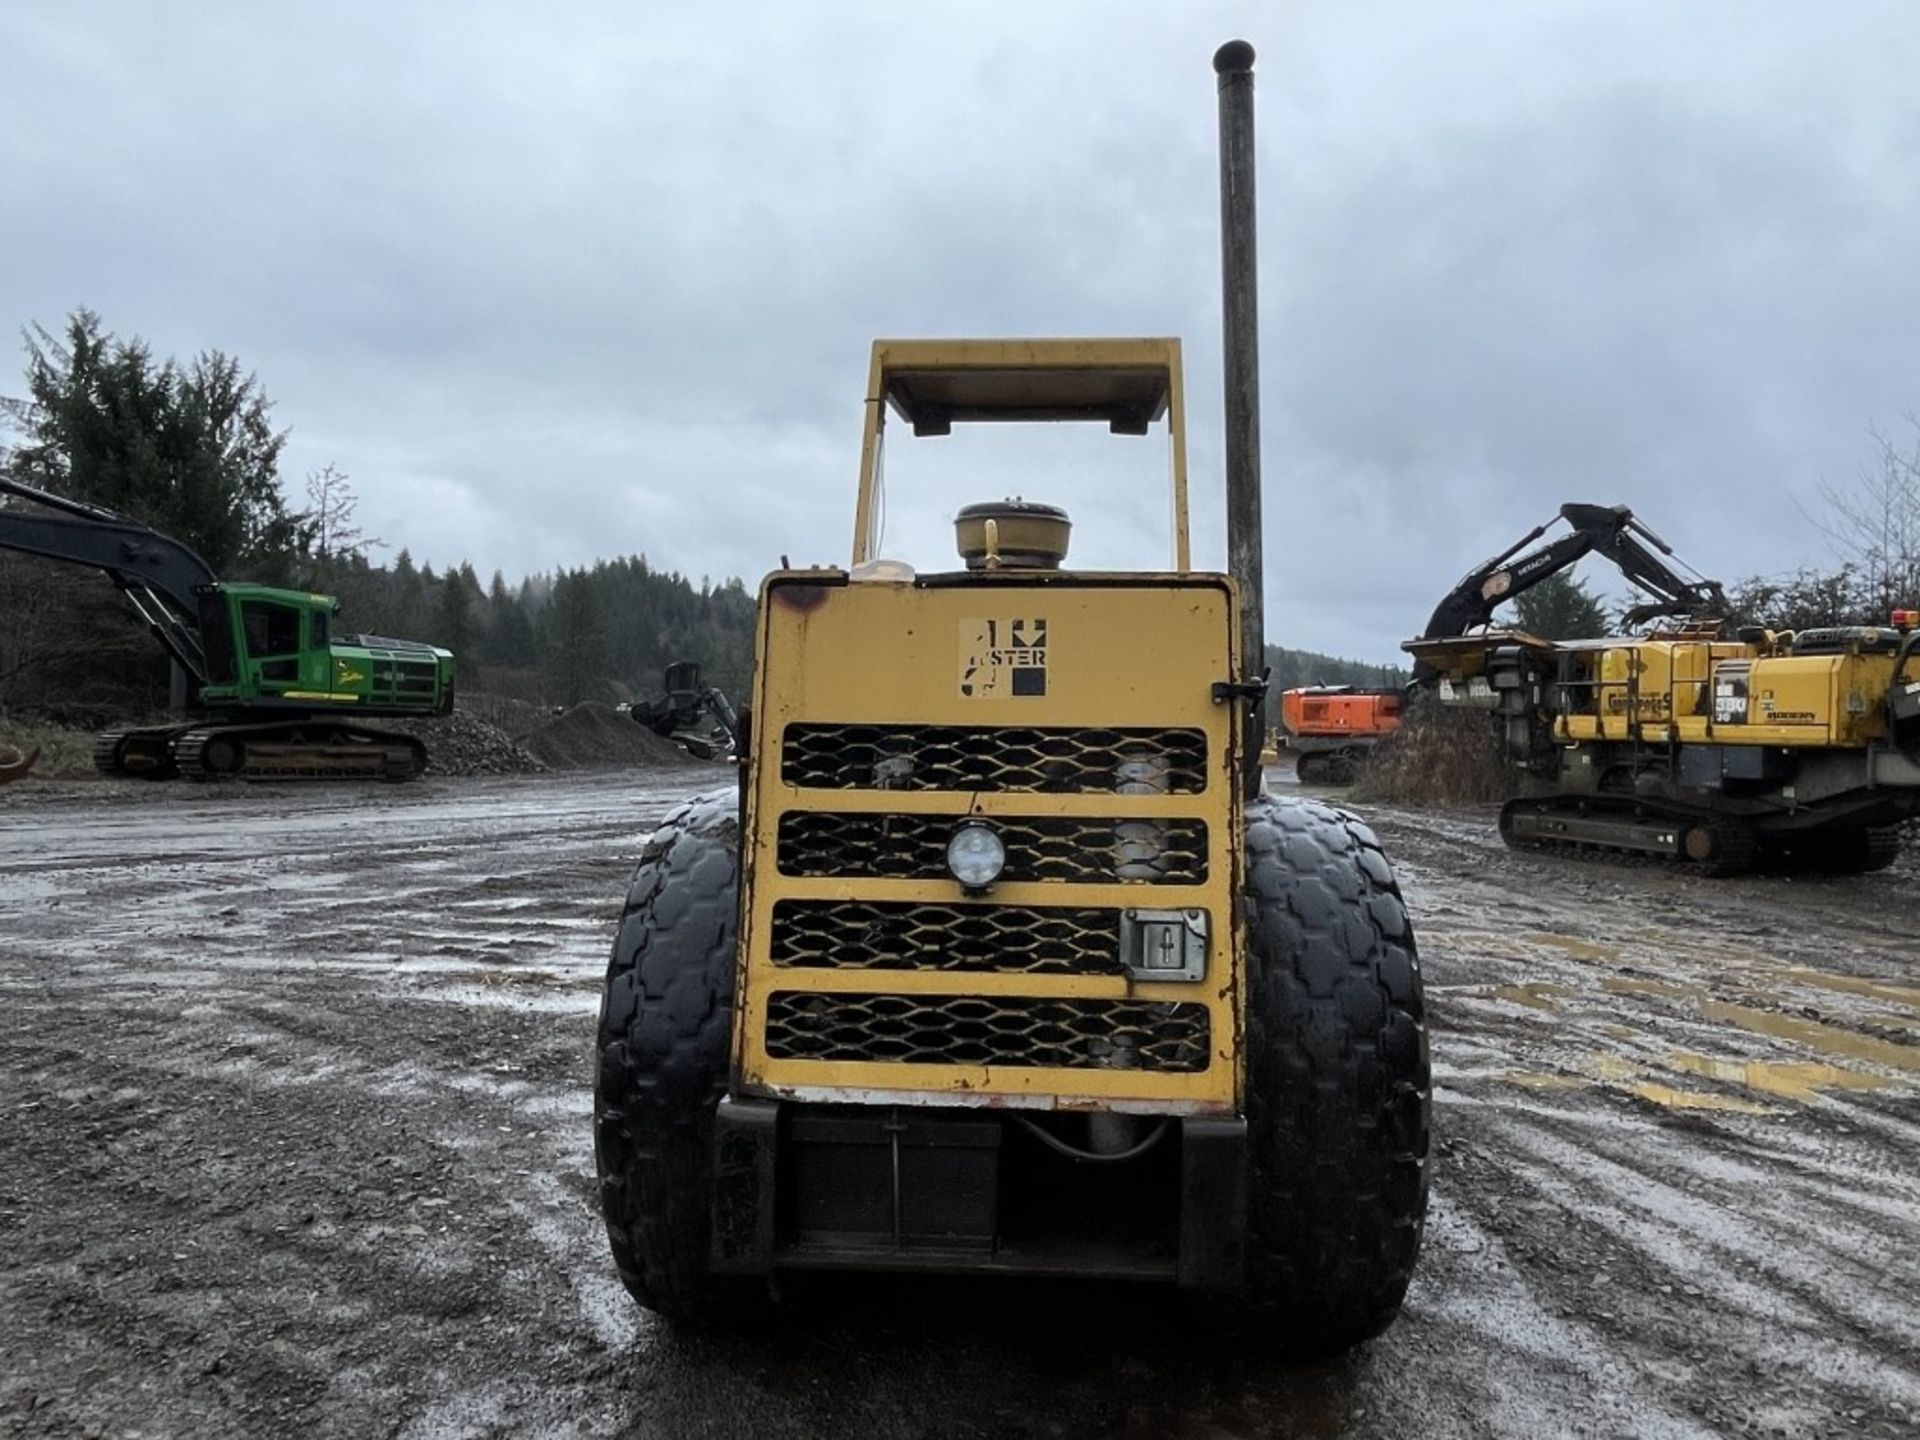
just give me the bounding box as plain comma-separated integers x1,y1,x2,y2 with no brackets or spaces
0,474,453,780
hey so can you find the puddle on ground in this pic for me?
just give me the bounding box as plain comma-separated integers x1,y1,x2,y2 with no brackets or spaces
1666,1051,1894,1102
1503,1071,1585,1090
1625,1081,1780,1116
1521,931,1619,962
1602,976,1702,1000
1487,982,1573,1011
1778,969,1920,1011
1704,1001,1920,1073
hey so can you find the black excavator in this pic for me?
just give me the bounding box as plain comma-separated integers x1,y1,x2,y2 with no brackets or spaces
627,660,739,759
1410,502,1728,684
0,474,454,779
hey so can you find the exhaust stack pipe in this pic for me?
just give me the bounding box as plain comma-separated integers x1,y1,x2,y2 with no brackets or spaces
1215,39,1265,798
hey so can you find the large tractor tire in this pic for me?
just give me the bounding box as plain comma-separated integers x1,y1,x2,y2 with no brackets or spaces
594,786,748,1321
1242,793,1430,1353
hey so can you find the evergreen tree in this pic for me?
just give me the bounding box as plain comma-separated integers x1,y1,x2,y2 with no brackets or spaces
13,308,303,577
436,568,475,660
542,568,606,705
1510,573,1609,639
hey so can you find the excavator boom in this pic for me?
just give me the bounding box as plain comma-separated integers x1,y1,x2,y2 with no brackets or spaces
0,474,218,681
1413,501,1726,683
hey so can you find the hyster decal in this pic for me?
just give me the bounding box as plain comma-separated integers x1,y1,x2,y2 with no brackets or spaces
959,617,1048,698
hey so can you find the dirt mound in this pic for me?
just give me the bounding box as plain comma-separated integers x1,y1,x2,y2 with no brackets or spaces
458,692,549,737
1350,696,1516,806
384,710,545,777
519,701,700,770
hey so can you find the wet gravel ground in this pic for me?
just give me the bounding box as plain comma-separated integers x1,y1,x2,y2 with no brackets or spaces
0,770,1914,1439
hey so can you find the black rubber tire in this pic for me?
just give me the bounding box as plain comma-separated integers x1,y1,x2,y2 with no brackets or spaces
1242,794,1430,1353
1294,752,1323,785
594,785,748,1321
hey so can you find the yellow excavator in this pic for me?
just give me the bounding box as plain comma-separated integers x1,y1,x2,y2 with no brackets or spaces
1409,580,1920,874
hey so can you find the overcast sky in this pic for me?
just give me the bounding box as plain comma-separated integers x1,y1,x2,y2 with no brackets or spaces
4,2,1916,662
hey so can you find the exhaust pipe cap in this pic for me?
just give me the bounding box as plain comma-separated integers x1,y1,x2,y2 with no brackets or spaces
1213,39,1255,75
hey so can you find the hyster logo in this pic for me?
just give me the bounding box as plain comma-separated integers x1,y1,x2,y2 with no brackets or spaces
958,617,1049,698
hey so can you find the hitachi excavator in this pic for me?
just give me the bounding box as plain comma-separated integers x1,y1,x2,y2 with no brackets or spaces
0,474,454,780
1285,504,1720,786
1406,503,1920,874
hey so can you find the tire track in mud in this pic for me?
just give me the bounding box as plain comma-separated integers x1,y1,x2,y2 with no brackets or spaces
2,776,1915,1438
1365,800,1920,1438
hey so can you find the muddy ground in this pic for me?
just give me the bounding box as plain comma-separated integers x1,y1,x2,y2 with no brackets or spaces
0,770,1913,1440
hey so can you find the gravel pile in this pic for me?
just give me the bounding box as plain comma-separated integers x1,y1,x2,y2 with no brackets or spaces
1889,819,1920,879
520,701,701,771
385,711,546,776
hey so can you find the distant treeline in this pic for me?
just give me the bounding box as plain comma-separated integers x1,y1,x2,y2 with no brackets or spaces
0,308,755,721
312,549,754,709
1266,645,1407,692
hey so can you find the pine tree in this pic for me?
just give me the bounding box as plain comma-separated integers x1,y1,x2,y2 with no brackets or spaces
1510,573,1609,639
14,308,302,577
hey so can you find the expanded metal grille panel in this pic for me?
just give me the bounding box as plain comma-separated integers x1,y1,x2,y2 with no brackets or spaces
765,992,1210,1071
781,724,1208,793
777,812,1208,884
771,900,1119,974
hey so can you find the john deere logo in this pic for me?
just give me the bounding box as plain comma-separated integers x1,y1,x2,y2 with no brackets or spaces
334,663,366,686
959,617,1048,698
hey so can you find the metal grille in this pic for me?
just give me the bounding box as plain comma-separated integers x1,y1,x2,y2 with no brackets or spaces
771,900,1119,974
781,724,1208,793
777,812,1207,884
765,992,1210,1071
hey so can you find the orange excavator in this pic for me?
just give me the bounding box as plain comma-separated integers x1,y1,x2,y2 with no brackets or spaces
1278,685,1403,783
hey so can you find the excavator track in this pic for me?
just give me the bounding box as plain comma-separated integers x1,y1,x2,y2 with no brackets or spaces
173,722,427,782
92,724,192,780
1762,824,1907,876
1498,796,1761,877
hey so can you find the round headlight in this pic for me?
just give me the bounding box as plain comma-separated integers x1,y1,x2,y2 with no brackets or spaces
946,822,1007,889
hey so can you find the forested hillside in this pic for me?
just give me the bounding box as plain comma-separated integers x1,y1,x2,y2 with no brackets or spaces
0,311,753,721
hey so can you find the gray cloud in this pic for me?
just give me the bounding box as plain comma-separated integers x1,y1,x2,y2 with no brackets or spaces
4,2,1916,660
